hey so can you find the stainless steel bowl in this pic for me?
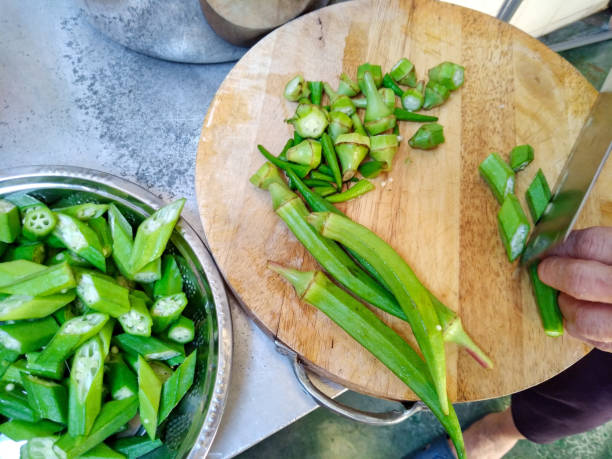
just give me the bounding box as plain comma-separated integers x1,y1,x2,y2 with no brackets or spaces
0,165,232,458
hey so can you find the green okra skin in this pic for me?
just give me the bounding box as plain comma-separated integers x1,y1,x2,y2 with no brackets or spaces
369,134,399,170
326,180,375,203
153,255,183,298
0,316,59,354
303,178,334,188
390,58,417,87
150,292,188,333
286,103,329,139
0,419,63,441
158,351,196,424
358,160,385,179
310,171,336,183
525,168,551,223
282,168,493,368
428,62,465,91
394,107,438,122
379,87,396,111
498,194,531,262
47,250,92,268
21,205,57,241
0,292,75,321
3,241,45,264
118,292,153,336
0,259,46,286
317,164,335,177
408,123,445,150
334,133,371,181
98,319,115,358
320,133,343,189
528,262,564,337
88,216,113,258
283,75,308,101
327,111,353,142
22,373,68,424
0,261,75,296
401,81,425,111
107,358,138,400
286,139,322,169
382,73,404,97
257,144,311,178
509,144,534,172
278,138,294,161
23,352,64,380
112,436,163,458
307,212,449,415
131,257,161,284
479,152,516,204
76,271,130,317
77,442,126,459
350,113,367,136
166,316,195,344
0,381,40,422
53,396,139,459
269,265,465,458
166,353,186,367
114,334,184,361
308,81,323,105
337,73,360,97
52,213,106,272
423,81,450,110
351,95,367,108
45,233,68,249
312,186,337,197
0,345,19,379
0,199,21,243
3,192,43,213
128,198,185,274
362,72,396,135
107,204,134,278
68,337,105,436
357,62,383,92
137,356,162,440
29,313,109,380
52,203,109,221
1,359,28,384
330,94,356,117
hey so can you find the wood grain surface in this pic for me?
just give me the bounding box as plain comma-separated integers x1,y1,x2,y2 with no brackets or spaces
196,0,610,401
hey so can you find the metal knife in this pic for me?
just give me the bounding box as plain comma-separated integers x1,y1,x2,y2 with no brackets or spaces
521,71,612,266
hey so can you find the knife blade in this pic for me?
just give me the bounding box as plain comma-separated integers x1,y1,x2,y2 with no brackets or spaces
521,71,612,266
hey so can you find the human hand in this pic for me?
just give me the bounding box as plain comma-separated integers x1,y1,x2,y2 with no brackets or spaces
537,227,612,352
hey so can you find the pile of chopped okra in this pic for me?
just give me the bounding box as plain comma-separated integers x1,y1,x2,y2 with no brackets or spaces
479,145,564,337
256,59,464,202
0,193,198,458
251,59,473,459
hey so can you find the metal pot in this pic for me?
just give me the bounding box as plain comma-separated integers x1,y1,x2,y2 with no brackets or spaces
0,165,232,458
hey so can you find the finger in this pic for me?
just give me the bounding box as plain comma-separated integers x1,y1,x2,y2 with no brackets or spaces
546,227,612,265
538,257,612,303
568,335,612,353
558,293,612,343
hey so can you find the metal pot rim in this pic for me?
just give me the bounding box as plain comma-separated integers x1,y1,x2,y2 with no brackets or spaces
0,165,232,458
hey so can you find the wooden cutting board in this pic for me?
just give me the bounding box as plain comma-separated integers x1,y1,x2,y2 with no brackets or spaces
195,0,611,401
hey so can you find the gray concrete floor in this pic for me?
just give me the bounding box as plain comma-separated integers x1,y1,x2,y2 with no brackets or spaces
238,10,612,459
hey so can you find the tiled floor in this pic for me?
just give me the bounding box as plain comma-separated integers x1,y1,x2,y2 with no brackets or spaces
239,11,612,459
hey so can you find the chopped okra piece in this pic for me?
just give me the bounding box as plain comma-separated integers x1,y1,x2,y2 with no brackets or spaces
525,169,551,222
128,199,185,274
3,241,45,264
334,133,370,181
88,216,113,258
76,272,130,317
382,73,404,97
390,58,417,87
158,351,196,423
283,75,309,102
53,396,138,459
118,292,153,336
1,360,28,384
113,436,163,458
137,356,162,440
327,111,353,142
149,360,173,383
47,250,92,268
0,199,21,243
114,334,184,361
357,62,383,92
408,123,445,150
150,292,188,333
166,316,195,344
52,203,109,221
0,261,75,297
108,204,133,277
286,103,329,139
401,81,424,111
497,194,531,262
423,80,450,110
3,192,43,213
108,357,138,401
362,72,396,135
326,179,375,203
308,81,323,105
370,134,399,170
132,257,161,283
0,316,59,354
52,213,106,272
77,442,125,459
153,255,183,298
428,62,465,91
98,319,115,359
22,373,68,424
68,337,104,436
0,419,64,441
0,345,19,379
0,292,75,321
528,262,564,337
378,87,396,111
337,73,360,97
286,139,322,169
479,152,516,204
509,144,534,172
358,160,385,179
0,259,46,287
21,205,57,241
20,436,61,459
0,381,40,422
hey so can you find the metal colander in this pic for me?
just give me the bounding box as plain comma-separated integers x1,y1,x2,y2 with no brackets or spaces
0,166,232,459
